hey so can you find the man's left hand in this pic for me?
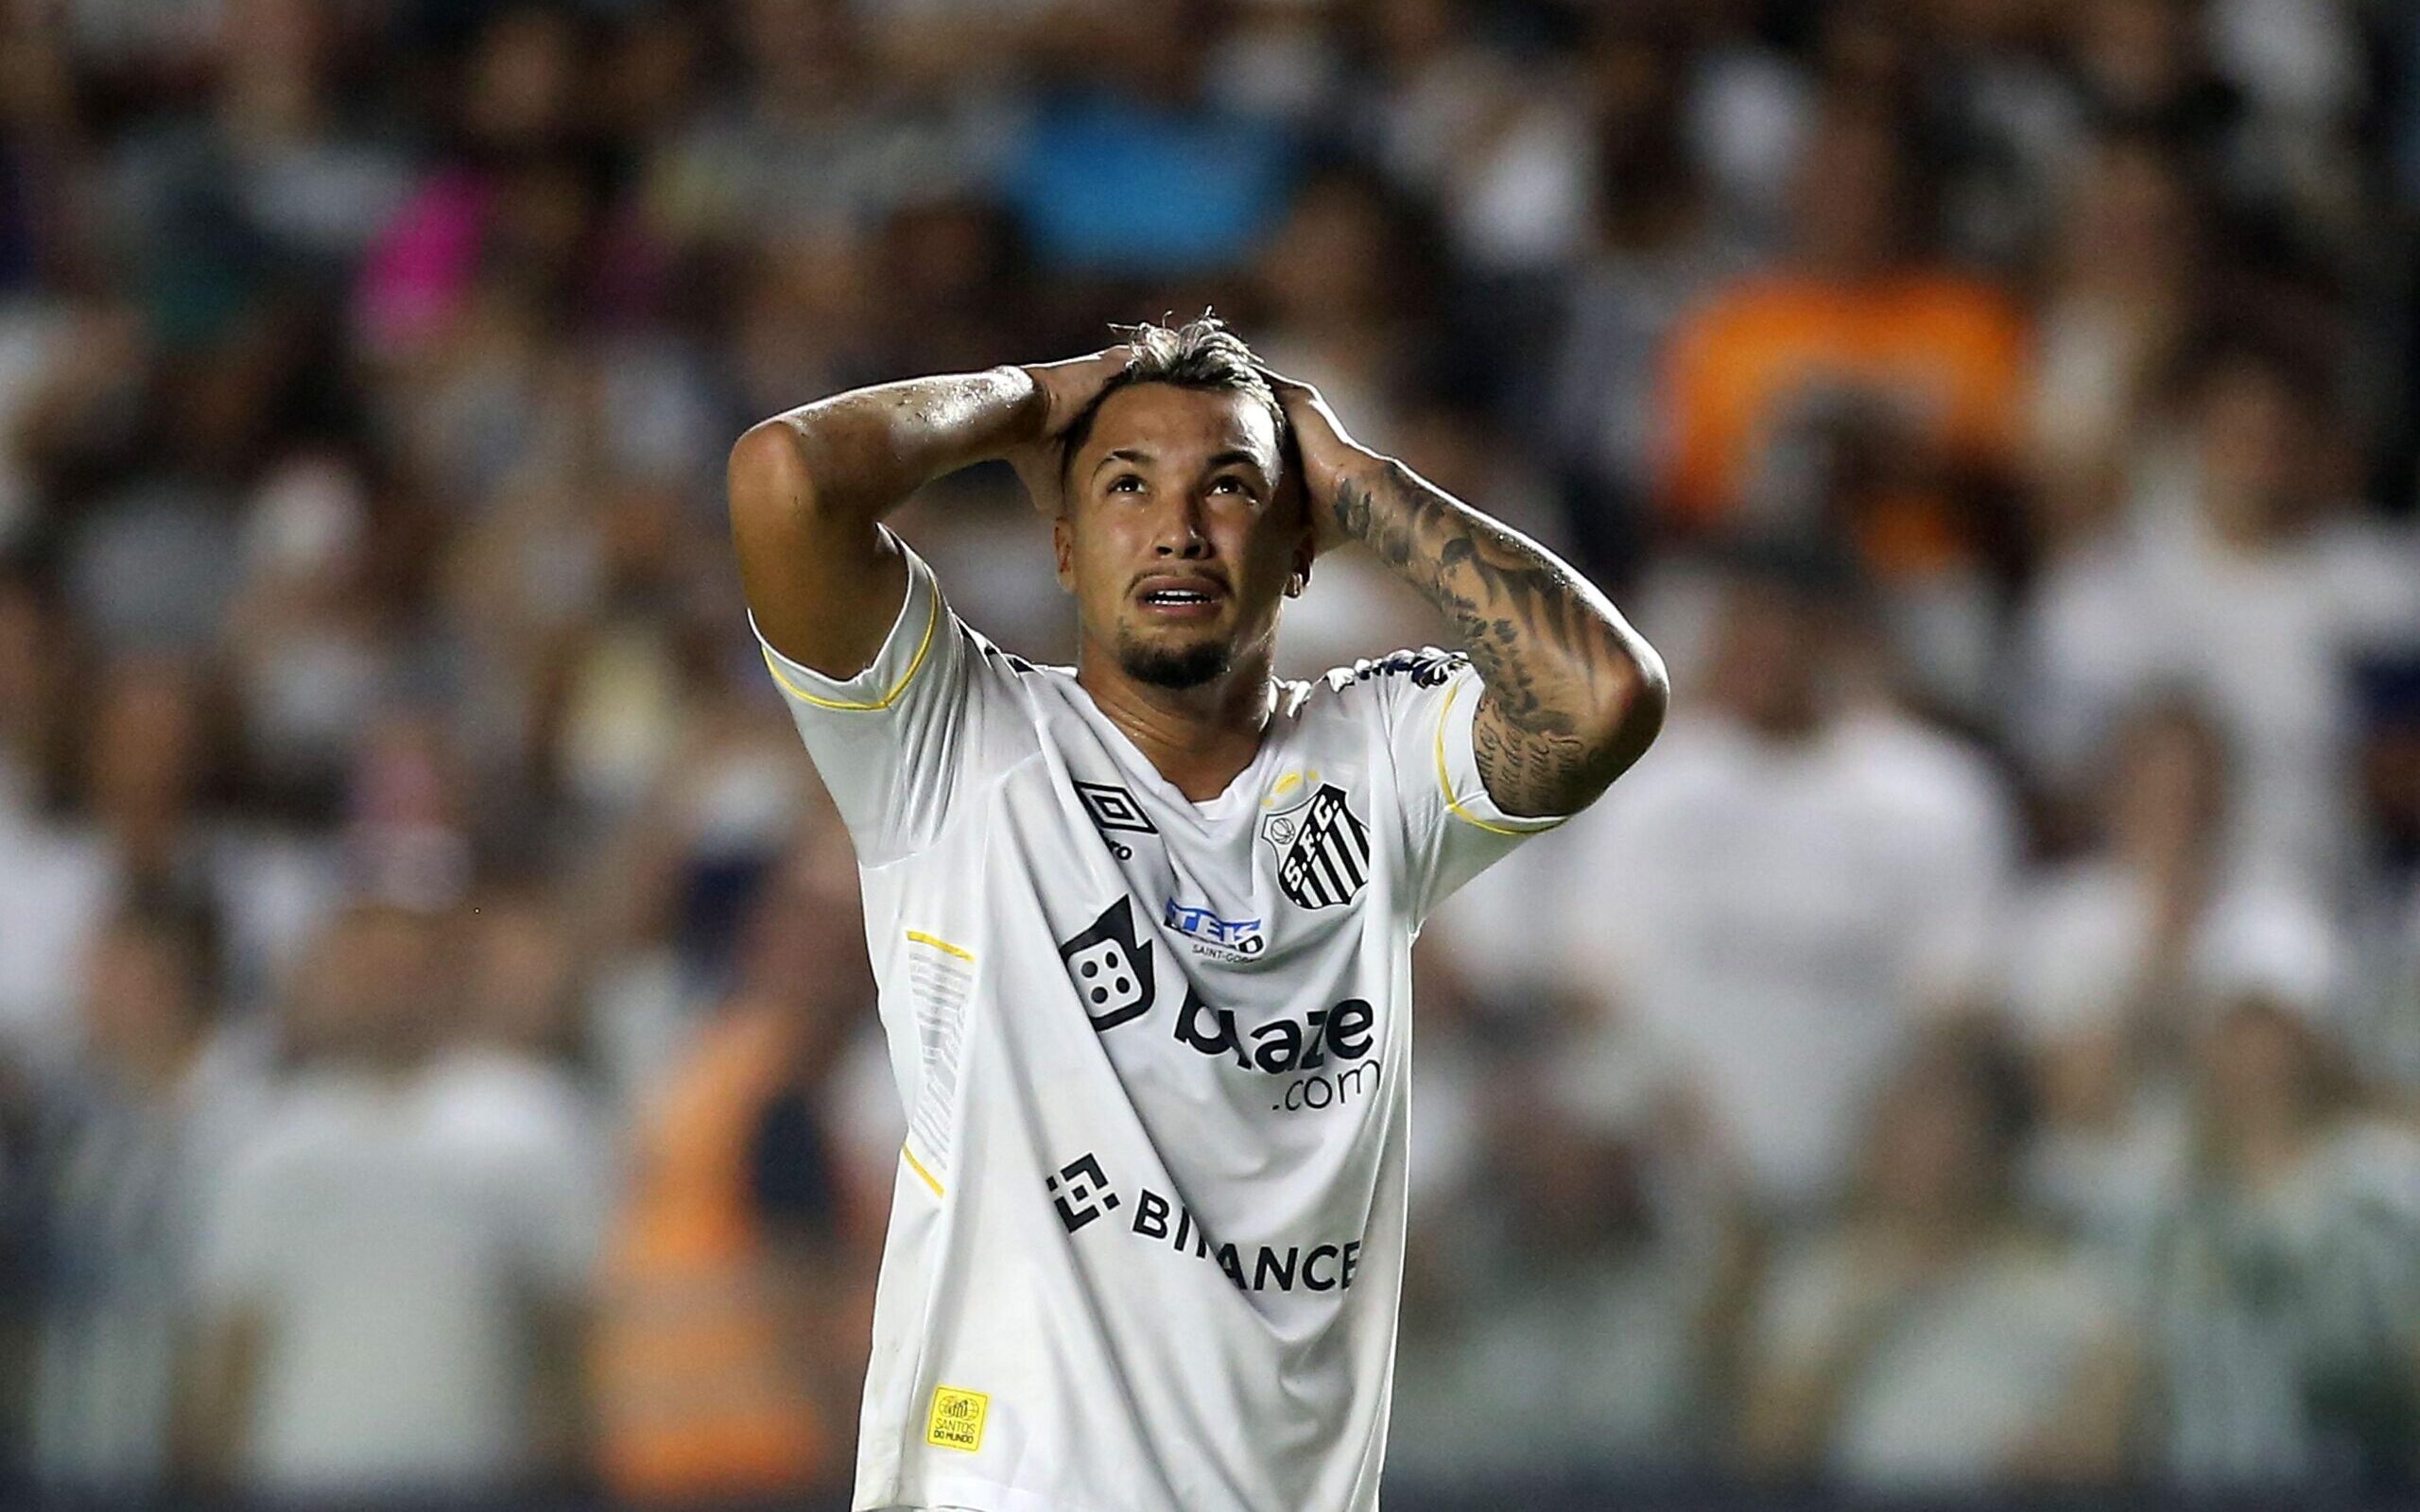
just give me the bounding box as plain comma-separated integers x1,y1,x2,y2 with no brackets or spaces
1262,368,1382,556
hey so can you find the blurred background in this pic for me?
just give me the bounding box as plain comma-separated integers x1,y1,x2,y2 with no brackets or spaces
3,0,2420,1507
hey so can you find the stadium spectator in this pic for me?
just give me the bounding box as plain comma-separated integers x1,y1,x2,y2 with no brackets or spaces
1391,1031,1727,1490
25,908,261,1494
1655,94,2029,707
2016,335,2420,892
1001,5,1297,275
1533,27,1751,570
1737,1025,2130,1490
1343,0,1594,273
2001,696,2222,1246
2024,127,2207,509
592,823,878,1506
2128,885,2420,1492
185,902,600,1499
1660,90,2017,544
1552,542,2014,1217
0,659,217,1065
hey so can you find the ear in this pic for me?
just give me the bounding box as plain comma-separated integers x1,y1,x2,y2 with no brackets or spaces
1052,512,1076,594
1286,524,1314,598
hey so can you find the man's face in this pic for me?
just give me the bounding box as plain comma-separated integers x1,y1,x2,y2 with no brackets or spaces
1704,580,1831,736
2196,361,2306,541
1055,383,1310,691
1789,113,1904,278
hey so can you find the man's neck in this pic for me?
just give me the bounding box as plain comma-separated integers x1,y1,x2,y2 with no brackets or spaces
1077,645,1277,803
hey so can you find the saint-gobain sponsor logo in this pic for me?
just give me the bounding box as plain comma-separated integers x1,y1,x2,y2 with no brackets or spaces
1048,1151,1364,1295
1164,898,1265,957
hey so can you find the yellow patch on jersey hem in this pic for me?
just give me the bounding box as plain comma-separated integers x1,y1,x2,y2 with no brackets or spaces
925,1385,989,1452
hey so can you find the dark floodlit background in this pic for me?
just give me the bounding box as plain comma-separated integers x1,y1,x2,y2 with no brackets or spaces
4,0,2420,1508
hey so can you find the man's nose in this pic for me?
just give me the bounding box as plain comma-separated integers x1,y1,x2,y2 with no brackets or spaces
1151,499,1211,558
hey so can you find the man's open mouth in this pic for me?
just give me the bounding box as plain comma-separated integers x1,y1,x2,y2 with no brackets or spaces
1134,576,1228,613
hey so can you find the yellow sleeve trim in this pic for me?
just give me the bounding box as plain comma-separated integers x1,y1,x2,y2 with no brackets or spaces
1433,679,1531,837
758,587,941,712
906,930,975,962
901,1143,946,1198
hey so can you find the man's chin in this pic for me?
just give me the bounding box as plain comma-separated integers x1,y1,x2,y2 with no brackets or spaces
1115,630,1234,691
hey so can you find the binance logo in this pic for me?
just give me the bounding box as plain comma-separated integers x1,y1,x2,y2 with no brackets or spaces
1046,1152,1119,1231
926,1385,989,1452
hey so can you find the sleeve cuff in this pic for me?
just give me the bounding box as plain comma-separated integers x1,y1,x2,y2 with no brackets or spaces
751,531,942,713
1433,670,1568,834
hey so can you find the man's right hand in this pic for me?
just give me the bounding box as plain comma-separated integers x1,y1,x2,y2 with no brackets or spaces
1005,347,1132,516
733,349,1129,679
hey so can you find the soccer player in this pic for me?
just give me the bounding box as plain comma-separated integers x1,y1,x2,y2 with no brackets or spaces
728,317,1665,1512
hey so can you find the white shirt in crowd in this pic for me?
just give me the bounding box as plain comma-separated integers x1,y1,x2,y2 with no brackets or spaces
1546,711,2014,1211
1753,1232,2125,1488
757,533,1558,1512
2020,511,2420,891
194,1055,606,1496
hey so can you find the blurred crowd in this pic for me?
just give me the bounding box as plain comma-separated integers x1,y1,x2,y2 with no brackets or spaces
3,0,2420,1504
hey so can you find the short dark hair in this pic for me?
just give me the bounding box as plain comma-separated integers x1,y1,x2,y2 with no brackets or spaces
1058,314,1288,482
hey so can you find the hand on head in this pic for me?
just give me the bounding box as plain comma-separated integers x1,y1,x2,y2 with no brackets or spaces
1007,347,1133,516
1257,366,1374,558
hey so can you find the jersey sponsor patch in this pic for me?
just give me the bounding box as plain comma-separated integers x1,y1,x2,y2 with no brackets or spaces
1164,898,1265,958
1060,899,1383,1111
1059,899,1156,1030
1047,1149,1367,1295
1262,783,1372,909
925,1386,989,1452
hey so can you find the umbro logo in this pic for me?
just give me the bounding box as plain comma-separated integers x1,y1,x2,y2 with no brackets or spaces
1261,783,1371,910
1074,781,1156,861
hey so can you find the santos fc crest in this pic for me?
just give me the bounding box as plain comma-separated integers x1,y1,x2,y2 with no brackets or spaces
1260,782,1371,910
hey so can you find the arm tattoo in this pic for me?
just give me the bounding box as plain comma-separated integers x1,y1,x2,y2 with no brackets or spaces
1331,463,1663,816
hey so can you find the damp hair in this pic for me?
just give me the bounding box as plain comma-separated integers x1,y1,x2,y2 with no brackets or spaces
1056,314,1289,484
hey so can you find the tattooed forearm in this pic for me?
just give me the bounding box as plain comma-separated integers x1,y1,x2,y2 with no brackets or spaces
1469,713,1600,816
1330,461,1666,815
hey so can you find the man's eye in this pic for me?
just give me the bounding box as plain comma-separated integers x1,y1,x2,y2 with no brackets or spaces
1109,474,1145,493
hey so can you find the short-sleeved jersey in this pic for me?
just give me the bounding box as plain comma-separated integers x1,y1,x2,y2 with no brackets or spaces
757,532,1561,1512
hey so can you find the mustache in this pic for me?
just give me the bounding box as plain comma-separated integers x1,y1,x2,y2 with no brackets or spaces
1128,568,1233,593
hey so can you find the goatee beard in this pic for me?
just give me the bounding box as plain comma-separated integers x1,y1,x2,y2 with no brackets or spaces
1116,634,1232,690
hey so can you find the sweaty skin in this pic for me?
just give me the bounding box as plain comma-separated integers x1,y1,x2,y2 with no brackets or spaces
727,348,1664,818
1267,372,1667,816
1048,381,1314,800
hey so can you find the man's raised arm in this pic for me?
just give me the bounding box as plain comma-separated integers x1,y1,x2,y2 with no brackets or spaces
729,351,1127,676
1269,374,1668,817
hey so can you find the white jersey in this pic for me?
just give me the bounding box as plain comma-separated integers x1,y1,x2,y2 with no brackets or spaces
758,535,1562,1512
